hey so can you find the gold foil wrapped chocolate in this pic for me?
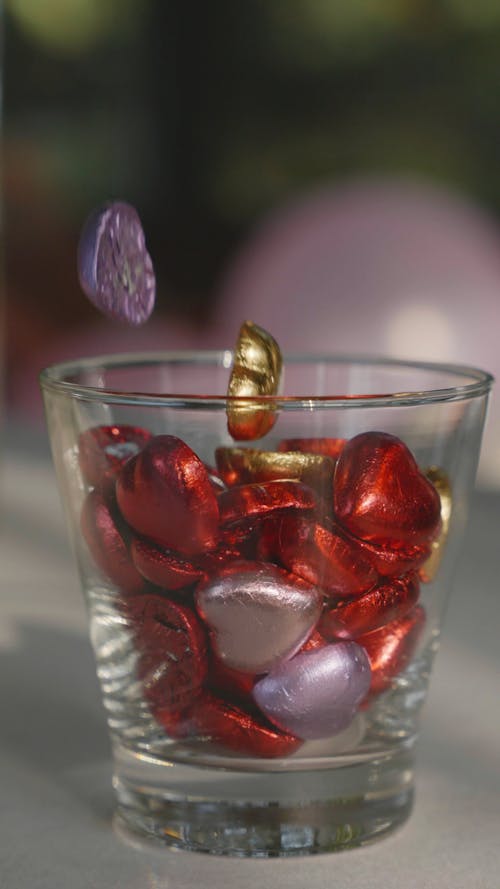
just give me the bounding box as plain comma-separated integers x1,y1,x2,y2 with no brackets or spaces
215,446,334,492
420,467,452,582
227,321,283,440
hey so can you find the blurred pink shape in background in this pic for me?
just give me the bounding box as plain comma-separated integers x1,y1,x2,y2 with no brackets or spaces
211,178,500,485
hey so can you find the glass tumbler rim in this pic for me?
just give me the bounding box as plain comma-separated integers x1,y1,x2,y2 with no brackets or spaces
39,350,494,410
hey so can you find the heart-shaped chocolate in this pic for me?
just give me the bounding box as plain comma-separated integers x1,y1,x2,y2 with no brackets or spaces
156,691,301,757
80,487,146,596
339,529,430,578
253,642,371,740
130,537,205,591
320,572,420,640
334,431,442,547
357,604,426,696
77,201,155,325
226,321,282,441
277,514,378,599
195,560,322,674
218,479,316,529
127,594,208,715
116,434,219,557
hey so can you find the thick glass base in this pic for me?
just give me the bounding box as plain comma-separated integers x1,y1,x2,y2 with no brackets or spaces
112,742,415,857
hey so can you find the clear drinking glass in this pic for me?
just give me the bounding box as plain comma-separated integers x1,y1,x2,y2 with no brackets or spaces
40,353,492,856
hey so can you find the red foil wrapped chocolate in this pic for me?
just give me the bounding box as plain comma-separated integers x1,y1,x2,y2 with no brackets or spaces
207,654,257,708
218,480,316,530
80,487,146,596
96,425,438,756
127,594,208,715
204,466,227,494
130,537,205,591
358,605,426,696
255,516,282,563
341,531,430,578
116,434,219,556
277,514,378,599
78,424,151,488
320,572,420,640
181,692,302,757
334,431,442,547
300,629,328,652
278,437,346,460
200,536,256,572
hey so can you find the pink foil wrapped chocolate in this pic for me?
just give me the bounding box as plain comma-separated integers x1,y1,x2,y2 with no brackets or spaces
195,560,322,674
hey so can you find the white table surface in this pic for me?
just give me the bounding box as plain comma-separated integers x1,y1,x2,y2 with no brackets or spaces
1,431,499,888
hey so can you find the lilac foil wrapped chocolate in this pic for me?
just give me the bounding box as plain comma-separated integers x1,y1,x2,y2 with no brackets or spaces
77,201,155,325
253,642,371,740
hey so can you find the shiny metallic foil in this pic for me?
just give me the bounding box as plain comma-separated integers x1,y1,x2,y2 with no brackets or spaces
227,320,283,440
195,560,322,674
215,446,334,493
420,467,452,582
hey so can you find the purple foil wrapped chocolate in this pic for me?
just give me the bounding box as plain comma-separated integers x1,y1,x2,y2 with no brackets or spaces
253,642,371,740
77,201,155,325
